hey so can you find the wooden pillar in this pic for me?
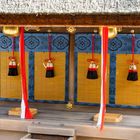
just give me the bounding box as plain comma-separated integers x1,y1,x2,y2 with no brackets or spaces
0,52,1,98
68,33,75,103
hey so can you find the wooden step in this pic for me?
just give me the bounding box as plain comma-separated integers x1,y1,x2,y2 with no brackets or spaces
21,125,76,140
28,124,75,137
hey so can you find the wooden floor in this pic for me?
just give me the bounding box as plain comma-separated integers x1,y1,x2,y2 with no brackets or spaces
0,101,140,140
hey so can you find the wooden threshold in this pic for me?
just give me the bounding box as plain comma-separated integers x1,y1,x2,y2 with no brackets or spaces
0,116,140,140
0,102,140,139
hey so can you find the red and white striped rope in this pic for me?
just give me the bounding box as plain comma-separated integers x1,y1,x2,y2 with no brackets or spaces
97,27,108,130
20,27,32,119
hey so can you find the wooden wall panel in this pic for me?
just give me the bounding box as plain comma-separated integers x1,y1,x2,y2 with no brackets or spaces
77,53,109,103
34,52,65,101
0,52,28,99
116,54,140,105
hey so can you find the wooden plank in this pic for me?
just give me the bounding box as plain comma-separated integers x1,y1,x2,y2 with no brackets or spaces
28,125,75,136
0,52,1,97
0,117,140,140
8,108,38,117
1,101,140,116
68,34,75,102
1,14,140,26
0,102,140,131
0,119,32,132
0,101,140,139
94,113,123,123
0,130,27,140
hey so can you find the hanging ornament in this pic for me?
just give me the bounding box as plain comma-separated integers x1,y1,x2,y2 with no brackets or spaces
8,37,18,76
97,27,108,130
99,27,117,39
66,101,73,109
25,26,40,32
43,34,55,78
3,26,19,37
66,26,76,34
127,33,138,81
87,34,98,79
20,27,32,119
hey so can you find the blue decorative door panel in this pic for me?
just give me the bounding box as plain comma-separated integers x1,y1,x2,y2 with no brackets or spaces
75,33,140,108
0,33,69,103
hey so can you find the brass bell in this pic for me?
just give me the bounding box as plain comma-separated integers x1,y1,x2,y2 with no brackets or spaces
99,27,117,39
2,26,19,37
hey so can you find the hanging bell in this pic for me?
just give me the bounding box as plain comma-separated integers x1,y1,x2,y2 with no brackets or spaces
99,27,117,39
3,26,19,37
87,61,98,79
127,63,138,81
43,59,55,78
8,57,18,76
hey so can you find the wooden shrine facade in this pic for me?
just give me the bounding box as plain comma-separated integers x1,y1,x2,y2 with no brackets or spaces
0,1,140,139
0,12,140,107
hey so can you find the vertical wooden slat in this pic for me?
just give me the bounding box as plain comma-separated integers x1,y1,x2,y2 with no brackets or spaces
68,34,75,102
0,52,1,97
